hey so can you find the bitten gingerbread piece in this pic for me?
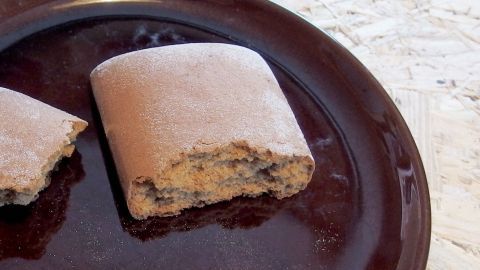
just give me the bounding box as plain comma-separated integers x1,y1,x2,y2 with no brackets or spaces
90,43,314,219
0,87,87,206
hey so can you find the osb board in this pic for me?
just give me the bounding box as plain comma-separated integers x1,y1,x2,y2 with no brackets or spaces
272,0,480,269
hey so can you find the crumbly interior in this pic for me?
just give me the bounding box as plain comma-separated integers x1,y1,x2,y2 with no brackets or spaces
0,121,83,206
130,143,313,219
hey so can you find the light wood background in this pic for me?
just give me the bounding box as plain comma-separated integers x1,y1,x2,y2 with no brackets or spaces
272,0,480,269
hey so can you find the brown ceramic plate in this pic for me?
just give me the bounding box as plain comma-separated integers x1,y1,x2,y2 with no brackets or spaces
0,1,430,269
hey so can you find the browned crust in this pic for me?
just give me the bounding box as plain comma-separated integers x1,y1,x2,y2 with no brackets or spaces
90,43,314,219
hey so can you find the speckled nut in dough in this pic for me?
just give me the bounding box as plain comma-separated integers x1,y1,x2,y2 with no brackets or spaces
90,43,315,220
0,87,87,206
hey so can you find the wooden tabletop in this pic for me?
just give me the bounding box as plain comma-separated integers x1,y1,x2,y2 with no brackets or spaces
273,0,480,269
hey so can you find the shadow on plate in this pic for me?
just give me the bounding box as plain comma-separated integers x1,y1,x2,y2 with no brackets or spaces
0,151,85,260
120,194,294,241
118,178,353,253
113,162,353,260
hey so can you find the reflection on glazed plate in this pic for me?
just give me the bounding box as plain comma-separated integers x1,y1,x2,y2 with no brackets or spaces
0,152,84,260
0,1,430,269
